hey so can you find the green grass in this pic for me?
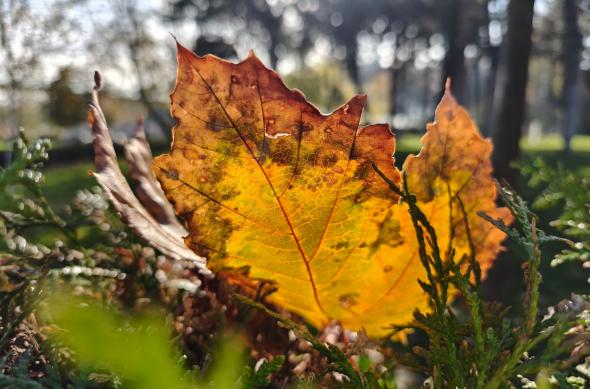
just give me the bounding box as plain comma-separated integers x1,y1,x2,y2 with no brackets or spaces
40,161,130,208
37,134,590,205
396,133,590,176
396,132,423,153
41,162,97,207
520,133,590,152
396,133,590,153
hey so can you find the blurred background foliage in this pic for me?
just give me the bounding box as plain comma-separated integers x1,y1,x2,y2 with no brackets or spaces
1,0,590,387
0,0,590,180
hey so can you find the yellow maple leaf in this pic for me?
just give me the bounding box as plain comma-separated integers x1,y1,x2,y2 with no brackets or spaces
153,45,511,337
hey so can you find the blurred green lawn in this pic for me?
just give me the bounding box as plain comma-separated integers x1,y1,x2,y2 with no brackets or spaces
42,162,96,206
37,134,590,208
397,133,590,175
397,132,590,153
41,162,128,208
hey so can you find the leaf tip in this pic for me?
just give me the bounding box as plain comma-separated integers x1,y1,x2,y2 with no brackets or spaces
353,93,368,106
133,116,145,137
445,77,452,93
441,77,459,107
175,40,193,60
343,94,367,117
93,71,101,91
435,79,459,114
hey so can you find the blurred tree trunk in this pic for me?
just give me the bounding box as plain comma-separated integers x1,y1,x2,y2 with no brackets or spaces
345,39,361,92
491,0,535,185
484,0,535,306
441,0,467,102
473,57,482,123
422,66,431,122
480,0,497,137
482,45,500,137
268,24,280,70
562,0,582,153
389,34,403,121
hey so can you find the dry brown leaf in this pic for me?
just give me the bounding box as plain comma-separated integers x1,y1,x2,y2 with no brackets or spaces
89,73,211,278
123,118,188,238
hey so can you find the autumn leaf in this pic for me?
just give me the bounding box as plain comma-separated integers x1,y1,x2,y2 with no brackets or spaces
153,44,511,336
403,81,512,277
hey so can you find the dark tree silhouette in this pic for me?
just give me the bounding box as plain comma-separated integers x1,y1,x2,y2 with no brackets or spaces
193,36,237,59
441,0,467,102
562,0,583,152
491,0,536,184
168,0,282,68
439,0,488,104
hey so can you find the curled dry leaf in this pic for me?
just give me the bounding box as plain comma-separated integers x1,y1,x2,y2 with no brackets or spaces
89,75,211,278
123,118,188,238
153,45,510,336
